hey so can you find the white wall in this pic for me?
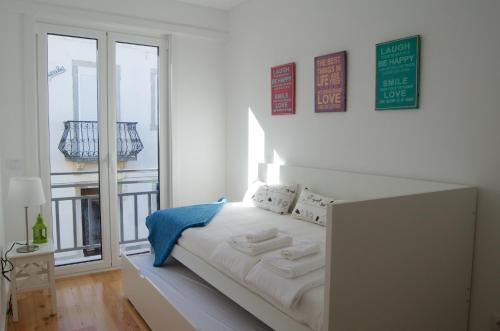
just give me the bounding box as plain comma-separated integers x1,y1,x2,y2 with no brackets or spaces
0,11,26,241
171,34,227,206
0,153,6,331
225,0,500,330
0,1,226,245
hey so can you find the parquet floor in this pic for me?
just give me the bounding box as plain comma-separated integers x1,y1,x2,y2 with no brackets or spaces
7,270,150,331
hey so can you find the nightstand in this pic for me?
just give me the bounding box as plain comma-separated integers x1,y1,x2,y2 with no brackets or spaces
7,239,57,321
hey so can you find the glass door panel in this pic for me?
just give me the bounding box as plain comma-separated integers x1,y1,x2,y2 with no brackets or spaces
46,34,104,266
113,41,160,256
39,26,167,273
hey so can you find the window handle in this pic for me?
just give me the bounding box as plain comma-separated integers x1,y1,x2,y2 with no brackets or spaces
100,153,108,166
109,153,116,173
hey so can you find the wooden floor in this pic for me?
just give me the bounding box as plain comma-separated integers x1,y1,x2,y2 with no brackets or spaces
7,270,150,331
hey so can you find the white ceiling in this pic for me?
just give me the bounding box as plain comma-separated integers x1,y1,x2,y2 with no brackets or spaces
175,0,246,10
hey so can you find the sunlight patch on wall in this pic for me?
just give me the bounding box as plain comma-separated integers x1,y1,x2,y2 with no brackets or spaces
247,108,265,185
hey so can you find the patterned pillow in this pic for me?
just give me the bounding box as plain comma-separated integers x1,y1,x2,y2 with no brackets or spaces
292,188,336,226
251,184,297,214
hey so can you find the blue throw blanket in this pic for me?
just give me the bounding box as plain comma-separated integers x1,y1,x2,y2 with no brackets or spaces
146,198,226,266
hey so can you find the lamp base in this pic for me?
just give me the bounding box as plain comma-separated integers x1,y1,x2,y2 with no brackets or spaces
16,244,39,253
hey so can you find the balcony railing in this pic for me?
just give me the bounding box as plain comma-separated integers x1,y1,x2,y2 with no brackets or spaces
50,169,158,264
58,121,144,162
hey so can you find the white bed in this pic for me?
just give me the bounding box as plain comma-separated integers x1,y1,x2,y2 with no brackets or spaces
123,253,272,331
123,164,477,331
178,202,326,331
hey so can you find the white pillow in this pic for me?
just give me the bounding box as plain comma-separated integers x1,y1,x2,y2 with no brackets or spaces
251,184,297,214
292,187,336,226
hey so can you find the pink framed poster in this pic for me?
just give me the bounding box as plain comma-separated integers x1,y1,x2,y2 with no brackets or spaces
271,63,295,115
315,51,347,112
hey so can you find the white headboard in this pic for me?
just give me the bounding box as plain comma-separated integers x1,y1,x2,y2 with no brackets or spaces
258,163,466,201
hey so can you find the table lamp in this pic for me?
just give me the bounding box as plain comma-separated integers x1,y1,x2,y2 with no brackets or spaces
8,177,46,253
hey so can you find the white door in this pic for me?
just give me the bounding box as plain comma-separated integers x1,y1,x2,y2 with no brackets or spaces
37,24,169,275
107,33,169,266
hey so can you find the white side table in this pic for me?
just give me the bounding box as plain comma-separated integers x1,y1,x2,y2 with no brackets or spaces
7,239,57,321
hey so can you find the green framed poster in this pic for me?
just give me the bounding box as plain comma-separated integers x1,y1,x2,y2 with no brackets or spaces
375,35,420,110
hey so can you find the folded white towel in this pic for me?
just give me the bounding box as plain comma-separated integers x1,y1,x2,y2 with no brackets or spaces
245,262,324,308
280,241,320,260
245,227,278,243
261,253,325,278
229,233,292,256
209,242,260,281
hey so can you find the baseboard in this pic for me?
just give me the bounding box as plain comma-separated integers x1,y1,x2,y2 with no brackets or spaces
55,265,121,280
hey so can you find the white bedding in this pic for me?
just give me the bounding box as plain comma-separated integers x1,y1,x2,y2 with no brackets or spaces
177,202,326,331
246,261,324,309
210,241,260,281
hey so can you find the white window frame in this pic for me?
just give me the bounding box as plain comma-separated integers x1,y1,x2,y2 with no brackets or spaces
36,23,171,276
107,32,169,267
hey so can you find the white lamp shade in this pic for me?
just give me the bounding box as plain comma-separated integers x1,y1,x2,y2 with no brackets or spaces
8,177,46,207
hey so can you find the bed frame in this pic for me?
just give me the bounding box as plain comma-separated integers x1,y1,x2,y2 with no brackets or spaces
123,164,477,331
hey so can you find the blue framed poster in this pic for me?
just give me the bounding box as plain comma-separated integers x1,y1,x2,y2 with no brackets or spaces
375,35,420,110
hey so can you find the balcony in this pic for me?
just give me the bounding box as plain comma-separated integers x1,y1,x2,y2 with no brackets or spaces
51,168,158,266
58,121,144,162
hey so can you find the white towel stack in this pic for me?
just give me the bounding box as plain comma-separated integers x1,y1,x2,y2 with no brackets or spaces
245,227,279,243
261,240,324,278
245,240,325,308
280,241,320,260
245,262,324,308
228,227,292,256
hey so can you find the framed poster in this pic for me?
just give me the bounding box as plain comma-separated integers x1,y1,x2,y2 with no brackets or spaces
314,51,347,113
375,35,420,110
271,63,295,115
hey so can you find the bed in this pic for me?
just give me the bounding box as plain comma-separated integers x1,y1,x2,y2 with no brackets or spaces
123,164,477,331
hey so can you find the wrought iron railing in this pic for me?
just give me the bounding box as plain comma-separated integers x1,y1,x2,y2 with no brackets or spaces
58,121,144,162
50,169,158,261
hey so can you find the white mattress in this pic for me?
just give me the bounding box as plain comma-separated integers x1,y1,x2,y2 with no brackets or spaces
130,253,272,331
177,202,326,331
